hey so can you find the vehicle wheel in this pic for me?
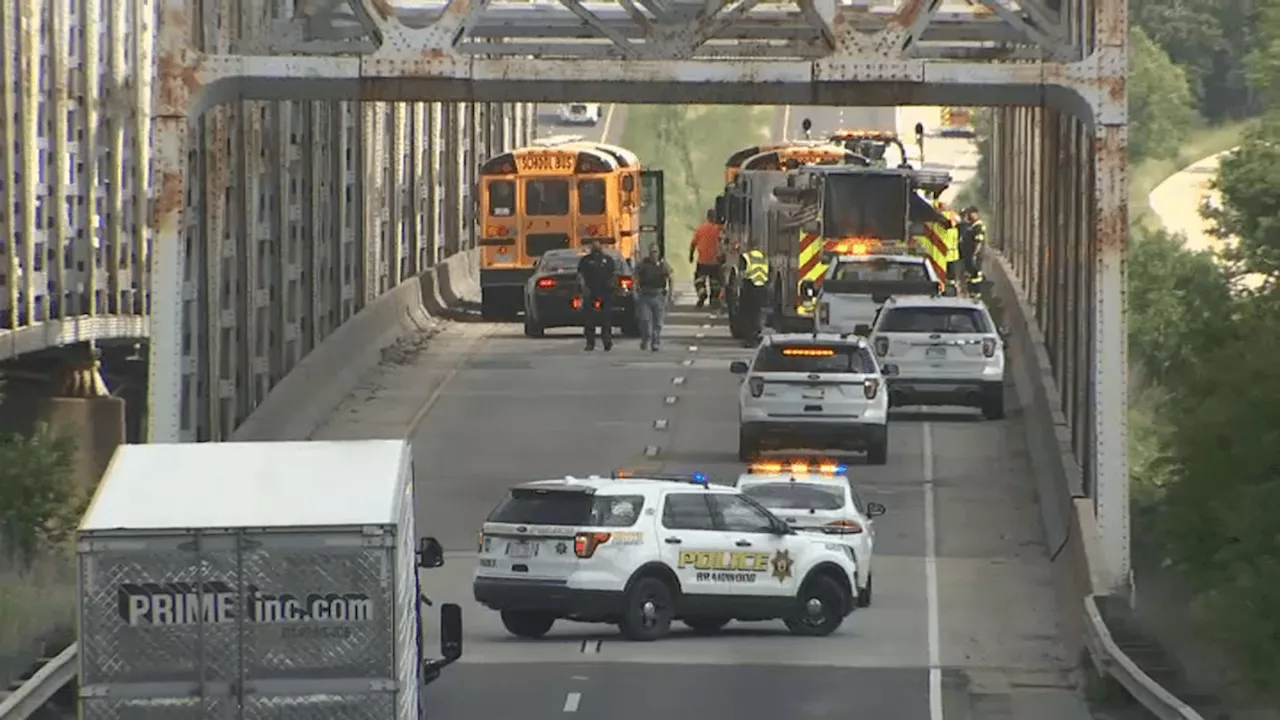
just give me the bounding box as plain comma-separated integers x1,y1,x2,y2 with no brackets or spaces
683,618,731,635
981,386,1005,420
523,315,545,338
737,429,757,462
500,610,556,639
865,437,888,466
784,575,848,637
856,573,873,608
618,576,675,641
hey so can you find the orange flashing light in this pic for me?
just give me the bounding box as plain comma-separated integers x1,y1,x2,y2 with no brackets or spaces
747,461,846,475
781,347,836,357
485,224,511,237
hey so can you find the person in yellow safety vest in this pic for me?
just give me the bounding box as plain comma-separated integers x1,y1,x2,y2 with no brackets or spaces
738,245,770,347
935,200,962,294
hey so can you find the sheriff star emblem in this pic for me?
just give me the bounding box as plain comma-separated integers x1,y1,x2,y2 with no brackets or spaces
770,549,794,582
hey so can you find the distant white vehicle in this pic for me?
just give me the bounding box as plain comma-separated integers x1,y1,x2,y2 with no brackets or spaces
558,103,602,126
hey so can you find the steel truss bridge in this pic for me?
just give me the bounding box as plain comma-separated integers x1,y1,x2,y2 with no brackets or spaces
1,0,1128,618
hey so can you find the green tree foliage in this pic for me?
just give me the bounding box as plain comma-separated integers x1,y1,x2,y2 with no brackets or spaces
1129,26,1199,163
1131,0,1260,120
0,425,80,566
1208,114,1280,282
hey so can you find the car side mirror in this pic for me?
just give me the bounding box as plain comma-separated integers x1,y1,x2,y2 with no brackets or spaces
730,360,749,375
853,323,871,336
866,502,886,518
417,536,445,569
998,325,1011,338
799,280,816,299
440,603,463,661
881,363,899,377
772,520,792,535
801,118,813,132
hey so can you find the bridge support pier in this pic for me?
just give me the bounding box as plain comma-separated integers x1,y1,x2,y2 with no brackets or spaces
37,397,126,496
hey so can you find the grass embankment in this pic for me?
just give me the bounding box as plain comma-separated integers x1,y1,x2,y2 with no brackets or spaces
0,551,77,680
1130,120,1252,227
620,105,775,281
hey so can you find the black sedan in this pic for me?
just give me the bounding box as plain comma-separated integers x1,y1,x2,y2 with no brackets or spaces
523,249,640,338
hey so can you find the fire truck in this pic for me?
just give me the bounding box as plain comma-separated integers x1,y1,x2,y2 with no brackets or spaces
762,164,953,333
827,129,913,168
714,144,869,339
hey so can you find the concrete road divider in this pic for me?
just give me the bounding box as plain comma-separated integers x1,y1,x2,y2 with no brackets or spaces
233,249,481,442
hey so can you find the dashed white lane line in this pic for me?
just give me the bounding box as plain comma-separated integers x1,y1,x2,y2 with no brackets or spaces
563,692,582,713
923,422,943,720
654,419,669,430
672,376,686,385
688,345,700,352
664,395,678,405
643,445,660,457
681,358,694,366
695,332,706,339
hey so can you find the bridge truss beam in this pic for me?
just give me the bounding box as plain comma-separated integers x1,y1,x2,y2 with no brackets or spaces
138,0,1129,591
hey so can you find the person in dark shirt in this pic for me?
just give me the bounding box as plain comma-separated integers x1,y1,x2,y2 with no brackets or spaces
577,239,619,351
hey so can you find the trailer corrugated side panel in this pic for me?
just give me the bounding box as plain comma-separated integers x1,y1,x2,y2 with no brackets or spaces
392,457,420,720
77,524,399,720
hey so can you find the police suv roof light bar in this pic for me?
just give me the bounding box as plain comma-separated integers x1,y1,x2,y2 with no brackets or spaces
611,469,712,486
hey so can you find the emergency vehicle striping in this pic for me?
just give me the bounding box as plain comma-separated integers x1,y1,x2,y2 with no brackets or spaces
680,550,772,583
797,232,823,285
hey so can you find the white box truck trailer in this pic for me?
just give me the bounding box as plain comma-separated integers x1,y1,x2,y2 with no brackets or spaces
75,439,461,719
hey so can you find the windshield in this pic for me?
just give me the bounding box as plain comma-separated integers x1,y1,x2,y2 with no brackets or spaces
822,174,909,241
741,483,845,510
878,306,990,334
753,345,876,374
525,179,570,216
833,258,931,282
488,490,645,527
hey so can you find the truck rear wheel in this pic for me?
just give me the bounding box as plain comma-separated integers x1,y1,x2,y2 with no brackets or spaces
500,610,556,639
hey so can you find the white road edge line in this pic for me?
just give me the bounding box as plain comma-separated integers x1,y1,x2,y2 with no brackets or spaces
923,422,943,720
563,692,581,713
601,105,617,142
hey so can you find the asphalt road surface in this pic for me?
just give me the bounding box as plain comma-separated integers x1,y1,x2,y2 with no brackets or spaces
315,104,1091,720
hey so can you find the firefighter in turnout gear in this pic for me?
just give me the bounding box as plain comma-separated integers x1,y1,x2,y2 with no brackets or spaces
959,206,987,296
738,245,770,347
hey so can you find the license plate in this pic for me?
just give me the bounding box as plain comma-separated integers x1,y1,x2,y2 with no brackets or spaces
926,347,947,359
802,389,824,399
507,541,537,558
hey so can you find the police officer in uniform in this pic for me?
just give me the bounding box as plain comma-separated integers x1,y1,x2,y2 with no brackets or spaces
738,244,771,347
959,206,987,295
577,239,619,351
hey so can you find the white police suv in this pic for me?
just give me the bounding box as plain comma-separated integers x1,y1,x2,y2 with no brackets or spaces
735,460,885,608
868,295,1007,418
473,473,861,641
731,333,891,465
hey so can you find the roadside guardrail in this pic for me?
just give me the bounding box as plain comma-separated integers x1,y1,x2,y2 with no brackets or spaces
0,643,76,719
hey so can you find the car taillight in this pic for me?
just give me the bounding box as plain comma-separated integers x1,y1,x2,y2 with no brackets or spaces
982,337,997,357
537,277,556,289
574,532,611,558
817,302,829,324
874,337,889,357
824,519,863,534
863,378,879,400
748,377,765,397
485,224,510,237
619,276,634,290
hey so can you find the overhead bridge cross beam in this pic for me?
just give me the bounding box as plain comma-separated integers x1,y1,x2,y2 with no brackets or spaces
148,0,1132,597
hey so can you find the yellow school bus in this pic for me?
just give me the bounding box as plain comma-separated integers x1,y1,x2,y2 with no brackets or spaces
476,143,666,321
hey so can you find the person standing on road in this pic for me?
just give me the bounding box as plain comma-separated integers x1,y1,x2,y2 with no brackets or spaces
635,245,674,352
959,206,987,295
689,210,723,308
577,239,619,352
738,243,770,347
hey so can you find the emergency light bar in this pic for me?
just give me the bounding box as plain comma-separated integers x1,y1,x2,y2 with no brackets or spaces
611,469,711,485
747,461,849,475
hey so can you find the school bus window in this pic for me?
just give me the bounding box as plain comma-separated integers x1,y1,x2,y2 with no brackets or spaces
578,179,606,215
488,180,515,217
526,179,570,216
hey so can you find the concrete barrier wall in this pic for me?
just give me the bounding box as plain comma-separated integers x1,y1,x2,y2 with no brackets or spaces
986,249,1105,658
233,249,480,442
